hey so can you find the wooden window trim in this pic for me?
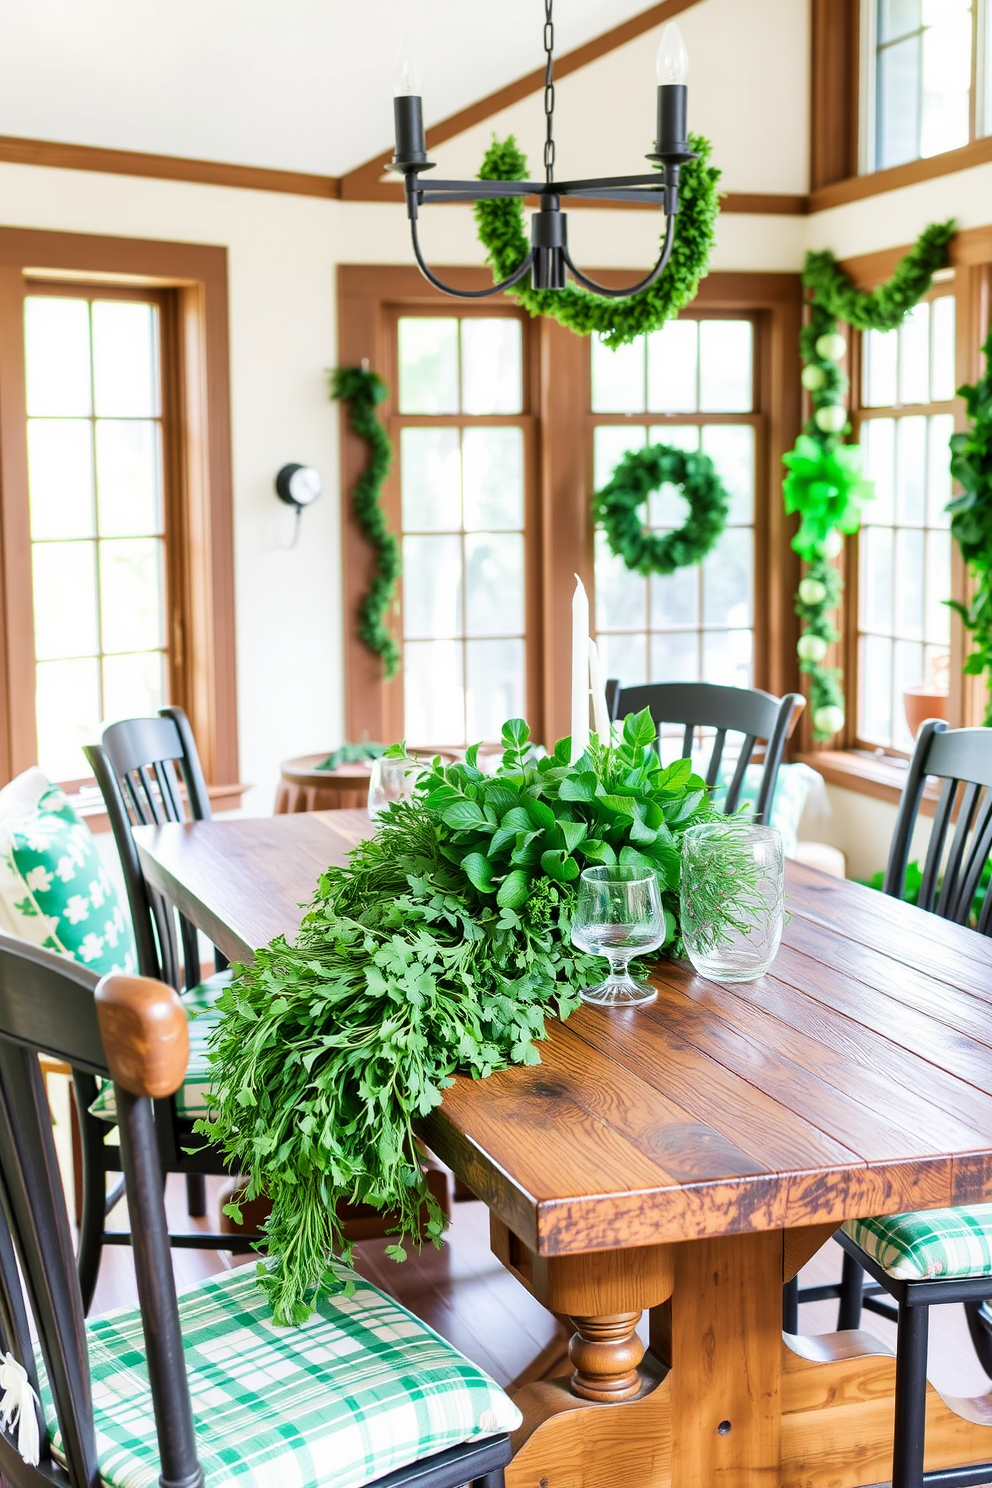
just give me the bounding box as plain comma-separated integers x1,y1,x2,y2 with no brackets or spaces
810,0,861,193
338,265,802,748
0,227,238,789
804,226,992,799
810,0,992,209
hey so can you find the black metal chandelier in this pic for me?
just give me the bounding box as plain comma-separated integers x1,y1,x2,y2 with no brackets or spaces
389,2,696,301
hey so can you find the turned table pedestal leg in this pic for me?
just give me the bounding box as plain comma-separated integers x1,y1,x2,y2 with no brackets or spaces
568,1311,644,1402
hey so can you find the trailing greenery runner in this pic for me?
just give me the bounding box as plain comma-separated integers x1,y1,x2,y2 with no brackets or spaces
949,320,992,723
474,135,721,348
594,442,729,576
201,711,747,1324
784,221,955,739
330,367,401,679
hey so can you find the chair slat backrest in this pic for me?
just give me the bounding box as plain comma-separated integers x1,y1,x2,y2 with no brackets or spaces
0,934,202,1488
607,681,803,825
83,708,214,993
884,722,992,931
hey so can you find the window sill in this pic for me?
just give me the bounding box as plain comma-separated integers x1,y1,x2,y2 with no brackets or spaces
70,781,252,836
797,750,940,815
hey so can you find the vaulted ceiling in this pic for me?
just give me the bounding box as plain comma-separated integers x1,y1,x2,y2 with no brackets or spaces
0,0,674,176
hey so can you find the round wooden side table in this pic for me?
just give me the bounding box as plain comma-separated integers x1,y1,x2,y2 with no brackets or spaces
274,748,464,814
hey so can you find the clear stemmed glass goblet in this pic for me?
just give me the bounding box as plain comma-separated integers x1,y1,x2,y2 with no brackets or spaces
570,865,666,1007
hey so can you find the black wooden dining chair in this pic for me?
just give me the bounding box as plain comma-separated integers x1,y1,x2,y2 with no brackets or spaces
0,933,513,1488
606,680,803,824
788,721,992,1487
79,706,253,1310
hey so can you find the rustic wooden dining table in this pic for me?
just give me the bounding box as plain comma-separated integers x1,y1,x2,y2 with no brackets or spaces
134,808,992,1488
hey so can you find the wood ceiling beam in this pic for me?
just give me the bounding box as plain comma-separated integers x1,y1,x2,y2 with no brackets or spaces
0,134,340,200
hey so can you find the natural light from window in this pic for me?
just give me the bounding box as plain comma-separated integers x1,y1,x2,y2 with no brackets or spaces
857,294,955,751
591,319,757,694
25,295,167,783
397,316,526,745
873,0,977,170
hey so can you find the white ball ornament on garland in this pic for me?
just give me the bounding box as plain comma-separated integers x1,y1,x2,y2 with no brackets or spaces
812,704,845,737
801,364,827,392
814,332,847,362
822,528,844,559
798,576,828,606
797,634,829,664
814,404,848,434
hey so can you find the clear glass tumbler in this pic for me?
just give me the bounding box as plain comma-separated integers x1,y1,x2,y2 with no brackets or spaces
570,865,666,1007
679,822,784,982
368,756,425,822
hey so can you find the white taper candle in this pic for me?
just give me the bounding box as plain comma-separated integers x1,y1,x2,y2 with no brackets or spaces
570,575,590,763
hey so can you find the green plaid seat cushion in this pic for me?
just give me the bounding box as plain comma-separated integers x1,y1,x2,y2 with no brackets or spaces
89,971,230,1122
843,1204,992,1280
41,1261,520,1488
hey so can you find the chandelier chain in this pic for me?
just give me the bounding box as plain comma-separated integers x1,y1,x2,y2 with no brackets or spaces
543,0,555,184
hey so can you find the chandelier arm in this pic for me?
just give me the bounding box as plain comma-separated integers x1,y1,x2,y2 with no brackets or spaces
562,214,676,300
410,218,536,299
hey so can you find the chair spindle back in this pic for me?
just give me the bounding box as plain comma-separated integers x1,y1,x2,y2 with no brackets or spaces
606,680,803,825
884,721,992,932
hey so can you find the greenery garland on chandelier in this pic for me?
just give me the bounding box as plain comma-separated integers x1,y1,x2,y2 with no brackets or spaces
784,220,955,739
330,366,401,679
474,133,721,348
594,443,730,576
948,320,992,723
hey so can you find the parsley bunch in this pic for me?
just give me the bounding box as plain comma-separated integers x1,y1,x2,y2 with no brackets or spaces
201,711,717,1323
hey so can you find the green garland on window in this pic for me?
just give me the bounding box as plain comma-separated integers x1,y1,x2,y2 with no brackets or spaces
473,134,721,348
594,443,729,576
948,320,992,724
784,220,955,739
330,366,401,680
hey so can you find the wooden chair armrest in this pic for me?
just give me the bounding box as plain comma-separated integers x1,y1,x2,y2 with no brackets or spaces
94,974,189,1099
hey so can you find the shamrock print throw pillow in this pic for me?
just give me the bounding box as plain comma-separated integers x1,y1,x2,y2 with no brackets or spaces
0,768,137,975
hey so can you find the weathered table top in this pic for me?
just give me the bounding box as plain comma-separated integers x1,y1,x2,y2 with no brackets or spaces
135,809,992,1258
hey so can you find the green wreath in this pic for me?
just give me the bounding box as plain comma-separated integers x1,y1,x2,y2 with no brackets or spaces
594,444,730,576
330,366,401,679
474,134,721,349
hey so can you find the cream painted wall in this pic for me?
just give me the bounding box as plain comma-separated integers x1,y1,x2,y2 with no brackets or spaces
805,785,932,883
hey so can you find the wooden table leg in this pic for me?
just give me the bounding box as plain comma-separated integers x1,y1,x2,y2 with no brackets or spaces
500,1223,785,1488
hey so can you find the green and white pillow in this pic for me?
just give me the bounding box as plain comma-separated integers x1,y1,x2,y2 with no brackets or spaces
0,768,137,976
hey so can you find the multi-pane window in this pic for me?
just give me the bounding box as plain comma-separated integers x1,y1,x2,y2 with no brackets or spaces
25,293,168,783
855,292,956,751
591,318,758,692
870,0,985,170
396,315,529,745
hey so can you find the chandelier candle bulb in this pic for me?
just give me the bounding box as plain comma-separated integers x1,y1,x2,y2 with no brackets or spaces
391,34,428,170
655,22,690,156
571,576,591,763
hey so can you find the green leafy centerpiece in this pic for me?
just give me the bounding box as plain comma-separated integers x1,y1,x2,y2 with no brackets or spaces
202,711,721,1323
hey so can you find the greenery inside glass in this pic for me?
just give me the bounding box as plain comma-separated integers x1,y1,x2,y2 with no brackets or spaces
570,865,666,1007
679,822,784,981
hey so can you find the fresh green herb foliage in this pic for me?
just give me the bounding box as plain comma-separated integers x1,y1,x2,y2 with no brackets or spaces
314,741,386,772
200,712,718,1324
679,824,768,954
